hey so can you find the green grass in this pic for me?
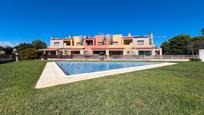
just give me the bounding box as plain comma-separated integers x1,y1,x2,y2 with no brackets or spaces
0,61,204,114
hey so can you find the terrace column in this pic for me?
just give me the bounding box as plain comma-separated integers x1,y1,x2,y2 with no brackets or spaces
152,49,155,56
80,50,84,55
48,51,51,55
63,50,65,55
160,49,162,55
71,40,73,46
68,51,71,55
89,50,93,55
106,50,109,57
134,50,138,55
123,50,125,55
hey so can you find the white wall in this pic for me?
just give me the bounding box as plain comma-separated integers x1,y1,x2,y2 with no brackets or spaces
132,37,150,46
199,49,204,62
50,39,63,48
0,51,5,54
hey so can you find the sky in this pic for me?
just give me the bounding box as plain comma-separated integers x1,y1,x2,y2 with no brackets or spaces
0,0,204,47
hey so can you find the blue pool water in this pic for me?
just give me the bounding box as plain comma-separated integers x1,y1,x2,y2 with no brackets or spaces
56,62,161,75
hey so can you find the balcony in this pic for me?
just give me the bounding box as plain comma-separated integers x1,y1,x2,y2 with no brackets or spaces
133,45,156,49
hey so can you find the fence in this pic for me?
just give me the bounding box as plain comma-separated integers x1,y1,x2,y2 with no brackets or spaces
0,54,15,63
44,54,102,60
45,55,72,59
43,54,198,61
110,55,198,60
73,54,102,60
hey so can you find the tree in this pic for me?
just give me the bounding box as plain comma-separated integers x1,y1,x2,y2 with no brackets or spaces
161,41,170,55
161,34,192,55
20,48,39,60
32,40,47,50
202,28,204,35
15,43,34,52
14,40,47,60
191,36,204,55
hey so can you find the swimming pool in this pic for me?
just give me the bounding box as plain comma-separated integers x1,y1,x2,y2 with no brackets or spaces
36,62,175,88
56,62,161,75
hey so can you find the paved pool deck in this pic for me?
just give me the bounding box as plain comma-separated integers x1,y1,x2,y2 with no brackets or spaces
35,62,176,89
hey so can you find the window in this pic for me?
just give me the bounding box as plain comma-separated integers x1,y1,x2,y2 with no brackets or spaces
124,40,132,45
54,42,60,46
77,42,82,46
86,40,93,45
137,40,144,45
98,42,104,46
139,51,151,56
64,41,71,46
112,42,118,45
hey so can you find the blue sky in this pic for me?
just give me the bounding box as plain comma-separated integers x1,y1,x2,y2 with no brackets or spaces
0,0,204,47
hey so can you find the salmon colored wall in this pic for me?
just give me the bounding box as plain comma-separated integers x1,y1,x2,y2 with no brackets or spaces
95,35,103,45
91,35,111,49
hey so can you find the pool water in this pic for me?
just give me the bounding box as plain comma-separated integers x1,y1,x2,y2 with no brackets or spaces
56,62,161,75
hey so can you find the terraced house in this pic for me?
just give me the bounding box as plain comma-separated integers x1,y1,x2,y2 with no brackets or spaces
42,33,162,56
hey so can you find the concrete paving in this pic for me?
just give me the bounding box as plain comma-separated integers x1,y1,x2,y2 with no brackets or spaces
35,62,176,89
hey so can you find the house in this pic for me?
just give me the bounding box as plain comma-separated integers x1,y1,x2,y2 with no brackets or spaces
0,46,5,54
0,46,13,54
41,33,162,56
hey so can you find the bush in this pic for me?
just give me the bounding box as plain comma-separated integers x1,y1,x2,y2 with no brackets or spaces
190,58,201,62
40,53,48,60
20,48,39,60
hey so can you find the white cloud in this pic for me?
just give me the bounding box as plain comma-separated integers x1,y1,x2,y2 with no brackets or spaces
154,35,167,39
0,41,14,47
15,42,20,46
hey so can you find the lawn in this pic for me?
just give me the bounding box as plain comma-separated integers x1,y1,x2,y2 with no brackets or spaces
0,61,204,114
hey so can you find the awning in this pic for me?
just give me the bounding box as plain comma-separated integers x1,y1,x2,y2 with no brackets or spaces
92,48,107,51
38,48,58,51
70,48,81,51
108,48,124,51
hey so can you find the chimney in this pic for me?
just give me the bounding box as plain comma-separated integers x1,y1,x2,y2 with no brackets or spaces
150,32,153,39
149,32,154,45
51,35,55,40
128,32,131,37
106,33,110,38
68,34,72,38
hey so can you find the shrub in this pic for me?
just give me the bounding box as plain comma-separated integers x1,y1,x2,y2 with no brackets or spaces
40,53,48,60
190,58,201,62
20,48,39,60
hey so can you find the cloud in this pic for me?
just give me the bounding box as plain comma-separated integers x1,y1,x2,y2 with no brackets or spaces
0,41,14,47
15,42,20,46
154,35,168,39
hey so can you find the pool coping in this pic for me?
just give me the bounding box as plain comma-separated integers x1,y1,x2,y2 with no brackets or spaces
35,62,176,89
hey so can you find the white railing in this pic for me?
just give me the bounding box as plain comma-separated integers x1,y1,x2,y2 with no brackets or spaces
110,55,198,59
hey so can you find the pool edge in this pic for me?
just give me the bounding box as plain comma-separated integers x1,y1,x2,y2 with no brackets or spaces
35,62,176,89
